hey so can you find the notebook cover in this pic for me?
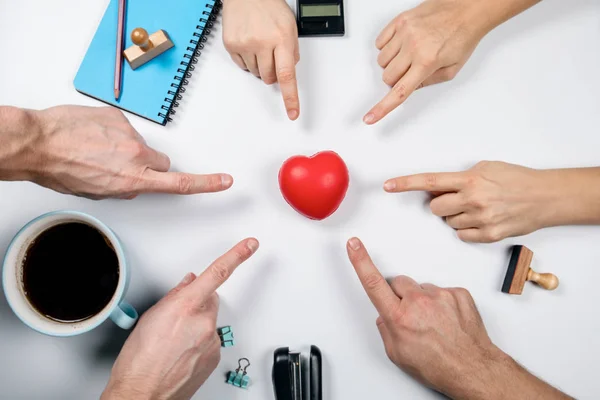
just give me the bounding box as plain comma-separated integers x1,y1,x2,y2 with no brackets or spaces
74,0,216,125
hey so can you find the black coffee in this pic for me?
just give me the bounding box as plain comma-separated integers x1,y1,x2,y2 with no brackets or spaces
22,222,120,322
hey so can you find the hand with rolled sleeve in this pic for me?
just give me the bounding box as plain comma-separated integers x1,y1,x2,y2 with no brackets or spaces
101,238,259,400
364,0,542,125
222,0,300,120
0,105,233,199
346,237,572,400
383,161,600,243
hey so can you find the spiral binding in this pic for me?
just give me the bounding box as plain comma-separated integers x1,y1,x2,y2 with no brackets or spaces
159,1,221,124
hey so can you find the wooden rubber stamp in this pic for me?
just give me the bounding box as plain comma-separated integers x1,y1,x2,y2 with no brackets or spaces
124,27,174,70
502,245,559,295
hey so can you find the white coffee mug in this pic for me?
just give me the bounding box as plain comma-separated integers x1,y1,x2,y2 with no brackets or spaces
2,211,138,336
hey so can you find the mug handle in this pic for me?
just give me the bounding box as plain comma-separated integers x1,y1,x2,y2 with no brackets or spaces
109,301,139,330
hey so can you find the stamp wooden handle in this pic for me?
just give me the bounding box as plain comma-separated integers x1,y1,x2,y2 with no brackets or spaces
527,269,559,291
131,28,153,51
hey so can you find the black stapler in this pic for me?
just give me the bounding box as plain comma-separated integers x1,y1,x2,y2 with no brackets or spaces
272,345,323,400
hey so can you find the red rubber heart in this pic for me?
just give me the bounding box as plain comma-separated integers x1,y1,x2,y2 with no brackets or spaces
278,151,350,220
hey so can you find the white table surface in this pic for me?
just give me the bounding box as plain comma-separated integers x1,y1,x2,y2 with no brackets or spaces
1,0,600,398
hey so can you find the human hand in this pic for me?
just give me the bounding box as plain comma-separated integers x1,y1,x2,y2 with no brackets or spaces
223,0,300,120
346,237,574,400
101,238,260,400
384,161,560,243
364,0,492,125
27,106,233,199
346,237,500,397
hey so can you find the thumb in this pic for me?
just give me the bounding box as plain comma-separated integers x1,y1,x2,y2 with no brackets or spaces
417,65,459,90
376,316,392,341
376,316,395,358
138,170,233,194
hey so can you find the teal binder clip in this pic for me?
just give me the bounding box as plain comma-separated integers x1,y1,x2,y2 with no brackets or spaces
226,358,251,389
217,326,234,347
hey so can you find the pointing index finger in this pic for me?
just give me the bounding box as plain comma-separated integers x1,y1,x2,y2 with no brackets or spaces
138,170,234,195
384,172,466,193
182,238,260,302
275,44,300,120
347,238,401,322
364,65,430,125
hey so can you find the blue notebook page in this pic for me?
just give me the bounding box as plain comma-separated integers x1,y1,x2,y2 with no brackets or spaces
74,0,217,125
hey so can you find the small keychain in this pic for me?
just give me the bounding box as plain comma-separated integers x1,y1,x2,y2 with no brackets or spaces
226,358,251,389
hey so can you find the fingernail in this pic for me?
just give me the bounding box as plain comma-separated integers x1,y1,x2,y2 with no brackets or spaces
384,180,396,191
348,238,361,251
247,238,259,253
180,273,195,285
288,109,299,120
363,113,375,124
221,174,233,188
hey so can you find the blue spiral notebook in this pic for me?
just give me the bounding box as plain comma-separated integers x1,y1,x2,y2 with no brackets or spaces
74,0,219,125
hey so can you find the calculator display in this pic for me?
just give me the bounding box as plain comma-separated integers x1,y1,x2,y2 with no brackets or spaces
297,0,345,37
301,4,340,17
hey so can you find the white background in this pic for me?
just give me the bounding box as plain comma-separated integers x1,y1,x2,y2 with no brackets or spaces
1,0,600,398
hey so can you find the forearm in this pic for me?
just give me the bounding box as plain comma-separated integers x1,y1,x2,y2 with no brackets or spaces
444,346,572,400
0,106,42,181
539,168,600,227
467,0,542,38
100,378,154,400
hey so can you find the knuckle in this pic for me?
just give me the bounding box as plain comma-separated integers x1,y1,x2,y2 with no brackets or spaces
417,52,437,69
395,14,408,27
176,173,194,194
416,294,434,310
483,227,503,243
177,298,198,317
223,35,235,51
263,75,277,85
395,313,413,330
451,287,471,300
406,290,426,304
479,211,495,226
442,67,458,81
363,272,385,291
282,93,298,105
131,141,146,157
377,53,388,68
382,71,397,87
466,194,485,210
389,308,405,326
405,30,418,47
456,230,470,242
464,174,481,188
238,36,257,49
197,329,216,344
474,160,492,170
281,23,298,37
210,262,231,283
390,275,405,287
277,67,296,84
437,288,455,302
429,200,443,217
423,174,438,190
391,82,408,99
